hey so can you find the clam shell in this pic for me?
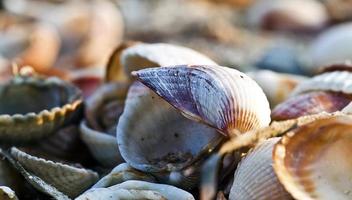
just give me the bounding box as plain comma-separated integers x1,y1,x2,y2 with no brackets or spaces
229,137,292,200
0,76,82,142
272,91,352,120
117,82,223,188
291,70,352,96
309,22,352,72
10,147,98,198
77,180,195,200
132,65,271,136
121,43,217,79
247,70,307,107
92,163,156,188
273,115,352,200
247,0,328,31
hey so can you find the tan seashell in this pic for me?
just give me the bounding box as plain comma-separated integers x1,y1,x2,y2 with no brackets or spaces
247,70,307,107
10,147,98,198
0,186,18,200
117,82,223,189
247,0,328,31
0,75,82,142
272,91,352,120
273,115,352,200
92,163,156,188
229,137,292,200
132,65,271,136
77,180,195,200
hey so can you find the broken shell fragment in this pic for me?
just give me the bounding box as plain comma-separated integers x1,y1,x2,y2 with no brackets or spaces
132,65,271,136
77,180,195,200
272,91,352,120
0,75,82,142
273,115,352,200
10,147,98,198
229,137,292,200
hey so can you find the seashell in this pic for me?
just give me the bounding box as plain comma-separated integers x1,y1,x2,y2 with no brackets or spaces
68,68,104,98
229,137,292,200
273,115,352,200
247,0,328,31
120,43,217,80
308,23,352,73
92,163,156,188
80,82,129,167
0,186,18,200
10,147,98,198
272,91,352,120
247,70,307,107
77,180,195,200
117,82,224,189
291,70,352,96
0,75,82,142
132,65,271,136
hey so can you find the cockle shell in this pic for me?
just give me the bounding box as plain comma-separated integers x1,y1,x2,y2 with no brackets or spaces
247,70,307,107
10,147,98,198
272,91,352,121
308,23,352,73
229,137,292,200
132,65,271,136
273,115,352,200
247,0,328,31
0,75,82,142
117,82,223,188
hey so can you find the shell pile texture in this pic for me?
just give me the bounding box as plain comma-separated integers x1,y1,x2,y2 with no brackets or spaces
10,147,98,198
132,65,271,136
273,115,352,200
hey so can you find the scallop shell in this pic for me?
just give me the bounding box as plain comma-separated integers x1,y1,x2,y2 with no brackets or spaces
273,115,352,200
92,163,156,188
272,91,352,120
10,147,98,198
308,22,352,72
247,0,328,31
117,82,223,188
291,70,352,96
77,180,195,200
0,76,82,142
229,137,291,200
132,65,271,136
247,70,307,107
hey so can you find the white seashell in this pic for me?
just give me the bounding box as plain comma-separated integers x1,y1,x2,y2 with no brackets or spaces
132,65,271,136
291,70,352,96
77,180,195,200
247,70,307,107
309,23,352,72
10,147,98,198
247,0,328,31
229,137,292,200
120,43,217,78
273,115,352,200
0,186,18,200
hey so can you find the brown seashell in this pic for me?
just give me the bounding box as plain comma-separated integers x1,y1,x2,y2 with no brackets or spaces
272,91,352,121
132,65,271,136
273,115,352,200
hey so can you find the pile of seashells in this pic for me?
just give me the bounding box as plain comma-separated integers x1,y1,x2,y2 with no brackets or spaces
0,0,352,200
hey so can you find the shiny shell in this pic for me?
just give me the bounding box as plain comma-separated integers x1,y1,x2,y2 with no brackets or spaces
132,65,271,136
229,137,292,200
247,70,307,107
309,22,352,72
10,147,98,198
272,91,352,120
77,180,195,200
273,115,352,200
247,0,328,31
116,82,223,188
0,75,82,142
291,70,352,96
